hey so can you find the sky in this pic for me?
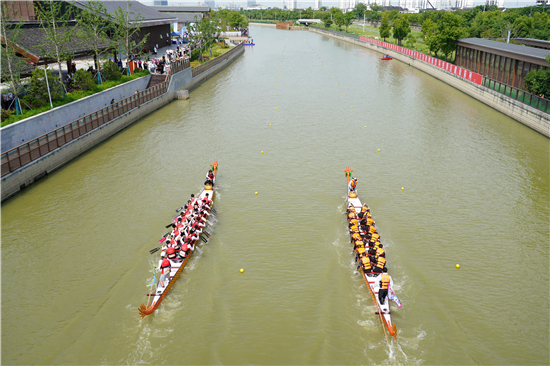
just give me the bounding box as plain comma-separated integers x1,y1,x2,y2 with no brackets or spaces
138,0,546,9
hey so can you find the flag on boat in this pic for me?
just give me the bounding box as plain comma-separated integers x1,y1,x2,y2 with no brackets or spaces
147,276,157,287
388,284,402,308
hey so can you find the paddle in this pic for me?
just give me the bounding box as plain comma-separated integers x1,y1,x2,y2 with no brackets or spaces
150,247,161,254
200,235,208,243
195,245,203,254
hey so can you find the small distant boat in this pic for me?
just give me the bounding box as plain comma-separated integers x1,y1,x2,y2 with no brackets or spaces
381,55,392,60
244,42,255,46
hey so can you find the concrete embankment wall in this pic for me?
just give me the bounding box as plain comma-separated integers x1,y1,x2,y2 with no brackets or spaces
249,23,276,27
309,27,550,137
1,76,152,152
1,45,245,201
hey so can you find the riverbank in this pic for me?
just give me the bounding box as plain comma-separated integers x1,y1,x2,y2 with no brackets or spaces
309,27,550,137
249,22,276,27
1,43,245,201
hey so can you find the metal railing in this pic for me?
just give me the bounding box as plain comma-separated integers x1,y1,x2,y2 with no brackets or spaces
483,77,550,114
1,80,171,177
192,43,244,77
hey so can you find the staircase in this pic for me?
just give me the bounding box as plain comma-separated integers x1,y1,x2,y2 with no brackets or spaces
147,74,167,89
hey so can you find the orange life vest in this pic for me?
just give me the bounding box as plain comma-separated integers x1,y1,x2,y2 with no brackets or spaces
369,226,377,234
350,180,357,189
357,246,366,255
351,232,362,241
376,247,385,258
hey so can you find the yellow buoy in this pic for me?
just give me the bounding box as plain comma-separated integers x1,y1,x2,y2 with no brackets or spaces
335,84,337,86
255,192,258,195
275,93,277,96
269,124,272,126
401,187,404,191
276,83,277,86
278,76,280,78
351,106,353,109
261,151,263,154
275,107,277,109
240,268,244,273
341,94,343,96
456,264,460,269
364,126,366,128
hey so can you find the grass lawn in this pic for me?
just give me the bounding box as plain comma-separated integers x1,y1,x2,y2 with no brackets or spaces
190,44,232,68
1,69,150,128
311,23,454,61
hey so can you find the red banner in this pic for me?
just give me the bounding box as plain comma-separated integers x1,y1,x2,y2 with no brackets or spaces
359,36,483,85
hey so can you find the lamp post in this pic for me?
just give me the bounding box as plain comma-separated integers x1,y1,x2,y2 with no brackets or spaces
44,66,53,109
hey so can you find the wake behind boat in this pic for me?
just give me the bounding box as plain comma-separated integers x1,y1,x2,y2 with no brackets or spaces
138,162,218,318
345,167,399,340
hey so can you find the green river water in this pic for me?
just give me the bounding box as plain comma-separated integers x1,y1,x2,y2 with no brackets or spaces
1,26,549,365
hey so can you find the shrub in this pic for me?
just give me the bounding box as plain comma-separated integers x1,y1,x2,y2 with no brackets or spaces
28,67,64,104
190,49,201,61
101,60,122,81
523,69,550,97
1,108,12,120
73,69,96,91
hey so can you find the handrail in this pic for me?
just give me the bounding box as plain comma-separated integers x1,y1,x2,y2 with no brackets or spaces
1,58,192,177
482,77,549,114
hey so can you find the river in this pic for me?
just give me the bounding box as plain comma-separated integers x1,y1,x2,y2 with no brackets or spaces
2,25,548,365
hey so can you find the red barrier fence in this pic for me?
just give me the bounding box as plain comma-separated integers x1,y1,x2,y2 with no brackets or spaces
359,36,483,85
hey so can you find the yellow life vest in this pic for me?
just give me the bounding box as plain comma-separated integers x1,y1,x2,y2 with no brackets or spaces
361,256,371,269
376,256,386,269
376,247,385,258
369,226,377,234
351,232,362,241
361,205,369,213
349,219,358,226
371,233,380,241
366,218,373,226
357,246,366,255
380,273,390,289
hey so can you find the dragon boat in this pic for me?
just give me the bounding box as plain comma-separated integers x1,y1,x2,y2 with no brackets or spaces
138,161,218,318
345,166,397,340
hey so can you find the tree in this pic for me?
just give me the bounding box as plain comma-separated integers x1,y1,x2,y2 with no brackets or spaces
334,12,345,31
77,1,112,80
422,19,441,57
405,34,416,49
392,14,411,46
112,1,148,75
343,12,355,32
369,3,381,23
353,3,367,20
523,68,550,97
324,19,333,28
36,0,75,84
0,2,31,114
379,12,391,41
27,67,64,107
437,12,468,61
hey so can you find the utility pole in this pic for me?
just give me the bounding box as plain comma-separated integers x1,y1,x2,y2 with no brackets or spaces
363,12,365,32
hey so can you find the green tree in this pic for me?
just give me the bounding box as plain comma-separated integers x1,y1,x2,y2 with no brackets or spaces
36,0,75,84
334,12,345,31
353,3,367,19
437,12,468,61
392,14,411,46
523,68,550,97
369,3,381,22
422,19,441,57
28,67,64,107
76,1,112,78
0,1,30,113
405,34,416,49
72,69,95,91
324,19,333,28
343,12,355,32
112,1,149,75
379,12,391,41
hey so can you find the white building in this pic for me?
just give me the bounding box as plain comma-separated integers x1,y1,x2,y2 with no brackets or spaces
313,0,323,10
281,0,297,10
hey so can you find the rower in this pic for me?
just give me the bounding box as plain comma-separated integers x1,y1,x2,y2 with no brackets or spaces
373,256,386,273
375,244,385,261
358,204,370,219
206,169,214,182
357,253,372,274
166,247,179,261
378,269,391,305
202,193,212,207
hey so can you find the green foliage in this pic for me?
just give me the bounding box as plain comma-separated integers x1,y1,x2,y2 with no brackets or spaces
422,18,441,57
324,19,333,28
392,14,411,46
112,1,149,66
379,12,391,41
523,69,550,97
437,12,468,61
77,1,113,74
1,108,12,120
101,60,122,81
334,12,345,31
73,69,95,91
343,12,355,32
28,67,64,104
405,34,416,49
190,49,201,61
353,3,367,19
36,0,75,84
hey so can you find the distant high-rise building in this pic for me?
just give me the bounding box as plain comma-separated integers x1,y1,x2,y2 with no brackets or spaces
313,0,322,9
281,0,297,10
202,0,215,8
247,0,257,7
154,0,168,5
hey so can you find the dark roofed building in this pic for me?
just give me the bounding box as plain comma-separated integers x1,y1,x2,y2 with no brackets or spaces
71,0,177,52
513,38,550,50
149,5,211,14
456,38,549,89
